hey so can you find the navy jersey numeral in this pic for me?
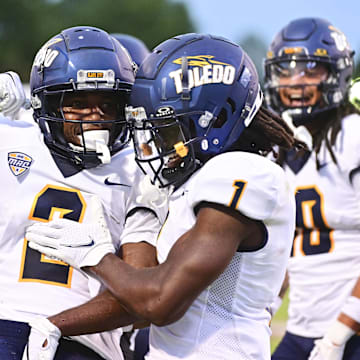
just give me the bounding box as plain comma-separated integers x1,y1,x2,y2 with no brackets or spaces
19,185,86,287
229,180,247,209
292,186,333,256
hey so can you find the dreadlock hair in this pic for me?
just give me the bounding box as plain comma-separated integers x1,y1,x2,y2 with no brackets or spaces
276,100,359,170
232,104,306,156
312,101,359,169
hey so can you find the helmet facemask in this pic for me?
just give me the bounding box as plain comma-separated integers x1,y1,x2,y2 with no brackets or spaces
128,107,208,188
265,59,337,125
30,26,136,169
128,34,263,187
33,85,130,169
264,18,354,128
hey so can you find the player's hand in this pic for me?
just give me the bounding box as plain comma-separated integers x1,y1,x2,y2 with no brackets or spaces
22,318,61,360
25,196,115,269
308,337,345,360
308,318,356,360
0,71,30,119
269,296,283,317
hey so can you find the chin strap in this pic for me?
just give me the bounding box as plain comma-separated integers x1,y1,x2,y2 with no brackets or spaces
282,110,313,150
76,130,111,164
136,175,170,208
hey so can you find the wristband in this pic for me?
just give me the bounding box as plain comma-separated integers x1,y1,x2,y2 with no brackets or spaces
341,296,360,323
326,320,355,346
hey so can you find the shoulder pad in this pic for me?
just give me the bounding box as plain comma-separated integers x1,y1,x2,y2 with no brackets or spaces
187,152,288,221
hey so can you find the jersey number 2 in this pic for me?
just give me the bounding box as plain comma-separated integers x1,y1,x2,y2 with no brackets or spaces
19,185,86,287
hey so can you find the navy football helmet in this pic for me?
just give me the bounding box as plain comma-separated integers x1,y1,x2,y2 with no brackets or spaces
264,18,354,125
126,33,262,187
30,26,135,169
111,33,150,68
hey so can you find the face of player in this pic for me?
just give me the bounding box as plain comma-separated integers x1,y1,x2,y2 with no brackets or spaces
62,91,119,146
135,117,188,167
274,61,329,108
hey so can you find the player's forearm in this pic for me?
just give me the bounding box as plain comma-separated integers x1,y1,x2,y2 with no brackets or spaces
48,290,139,336
338,313,360,333
89,249,206,327
87,254,167,323
48,242,157,336
337,277,360,332
279,271,289,299
88,229,237,326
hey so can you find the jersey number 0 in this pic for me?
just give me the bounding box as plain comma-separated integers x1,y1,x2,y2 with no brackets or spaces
292,185,334,257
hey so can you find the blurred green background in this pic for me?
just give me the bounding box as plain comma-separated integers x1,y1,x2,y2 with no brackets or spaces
2,0,360,83
271,292,289,354
0,0,194,81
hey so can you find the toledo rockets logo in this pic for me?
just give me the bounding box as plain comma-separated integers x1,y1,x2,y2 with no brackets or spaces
8,152,33,176
169,55,236,94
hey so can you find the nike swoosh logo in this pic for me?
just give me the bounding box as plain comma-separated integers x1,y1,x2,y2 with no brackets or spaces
318,162,329,170
63,240,95,247
104,178,131,187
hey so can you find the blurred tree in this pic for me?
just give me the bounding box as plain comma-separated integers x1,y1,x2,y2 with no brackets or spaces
354,57,360,79
0,0,195,81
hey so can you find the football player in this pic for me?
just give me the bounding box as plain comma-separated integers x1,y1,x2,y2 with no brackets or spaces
264,17,360,360
0,26,163,360
26,33,302,359
110,33,151,360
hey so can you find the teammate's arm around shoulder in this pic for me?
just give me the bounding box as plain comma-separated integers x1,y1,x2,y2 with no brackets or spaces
88,201,264,326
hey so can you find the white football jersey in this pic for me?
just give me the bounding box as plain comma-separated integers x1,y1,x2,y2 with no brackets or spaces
0,116,160,360
147,152,295,360
283,113,360,337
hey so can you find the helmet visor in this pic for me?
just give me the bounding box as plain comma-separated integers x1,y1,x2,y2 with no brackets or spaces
268,60,330,109
269,60,329,86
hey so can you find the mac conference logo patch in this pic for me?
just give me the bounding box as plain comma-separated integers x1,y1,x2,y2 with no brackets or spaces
8,152,33,176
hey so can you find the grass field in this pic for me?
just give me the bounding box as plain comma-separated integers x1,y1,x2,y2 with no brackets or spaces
270,291,289,353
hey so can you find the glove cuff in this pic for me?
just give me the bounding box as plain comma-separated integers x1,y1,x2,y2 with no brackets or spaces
326,319,355,346
80,243,115,268
29,317,62,340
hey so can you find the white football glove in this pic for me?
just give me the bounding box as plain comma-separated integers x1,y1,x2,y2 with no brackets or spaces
308,337,345,360
0,71,30,119
22,318,61,360
25,196,115,269
308,320,354,360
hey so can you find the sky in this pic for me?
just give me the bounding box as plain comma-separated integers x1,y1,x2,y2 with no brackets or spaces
174,0,360,55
